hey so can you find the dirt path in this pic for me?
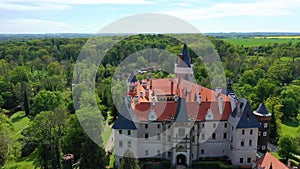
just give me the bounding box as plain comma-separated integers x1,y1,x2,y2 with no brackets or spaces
105,132,114,153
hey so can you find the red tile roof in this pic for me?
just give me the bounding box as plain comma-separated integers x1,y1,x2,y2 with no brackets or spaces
130,78,234,122
254,152,288,169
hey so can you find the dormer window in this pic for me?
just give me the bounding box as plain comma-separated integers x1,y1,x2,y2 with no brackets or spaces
205,109,214,121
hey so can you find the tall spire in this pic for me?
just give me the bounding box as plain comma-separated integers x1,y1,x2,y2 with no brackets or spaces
180,43,193,67
175,43,194,81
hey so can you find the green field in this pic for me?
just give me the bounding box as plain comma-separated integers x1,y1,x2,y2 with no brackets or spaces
221,37,300,47
280,120,300,137
3,111,38,169
274,120,300,166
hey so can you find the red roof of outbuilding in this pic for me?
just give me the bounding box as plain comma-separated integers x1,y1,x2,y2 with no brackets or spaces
254,152,288,169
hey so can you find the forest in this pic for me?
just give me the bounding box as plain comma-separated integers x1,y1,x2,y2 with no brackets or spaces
0,34,300,168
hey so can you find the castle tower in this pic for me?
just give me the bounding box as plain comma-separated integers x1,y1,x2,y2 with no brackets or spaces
253,103,272,153
175,43,194,81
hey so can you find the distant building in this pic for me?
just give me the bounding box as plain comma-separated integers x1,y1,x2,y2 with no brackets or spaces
112,44,262,167
253,103,272,153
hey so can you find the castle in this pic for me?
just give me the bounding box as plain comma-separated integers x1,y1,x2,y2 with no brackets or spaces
112,44,271,167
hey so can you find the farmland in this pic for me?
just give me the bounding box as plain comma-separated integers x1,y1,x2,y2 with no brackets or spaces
220,36,300,47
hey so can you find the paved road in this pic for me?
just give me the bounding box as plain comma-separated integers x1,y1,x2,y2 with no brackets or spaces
176,165,186,169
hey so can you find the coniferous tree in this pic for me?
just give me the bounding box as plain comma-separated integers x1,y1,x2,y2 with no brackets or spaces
118,149,140,169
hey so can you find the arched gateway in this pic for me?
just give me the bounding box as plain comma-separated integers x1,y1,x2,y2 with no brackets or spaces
176,154,186,165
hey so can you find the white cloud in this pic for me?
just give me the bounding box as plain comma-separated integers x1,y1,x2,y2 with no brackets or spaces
168,3,190,7
162,0,300,20
0,19,73,33
0,0,155,11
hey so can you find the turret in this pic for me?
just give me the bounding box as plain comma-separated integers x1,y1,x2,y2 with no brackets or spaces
253,102,272,153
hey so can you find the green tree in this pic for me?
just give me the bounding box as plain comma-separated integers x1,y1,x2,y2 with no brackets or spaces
239,70,257,86
280,88,298,120
68,91,108,169
32,90,63,115
278,136,298,162
62,114,108,169
265,97,283,141
0,110,13,167
118,149,140,169
268,60,293,84
254,79,275,103
25,109,67,169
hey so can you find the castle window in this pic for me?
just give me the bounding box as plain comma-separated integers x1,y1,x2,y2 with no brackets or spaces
202,123,205,128
240,158,243,163
213,123,216,128
223,133,227,139
179,128,185,137
119,141,123,147
262,145,266,150
264,123,268,128
119,130,122,135
247,158,251,163
258,131,261,136
157,134,161,141
145,124,148,129
201,149,205,154
249,140,252,146
212,133,216,140
257,145,260,149
192,136,195,143
201,133,205,140
241,141,245,147
145,133,149,140
127,130,131,135
263,132,267,136
224,123,228,128
128,141,132,148
168,152,171,157
157,124,160,129
250,129,253,135
242,130,245,135
232,126,234,131
145,150,149,156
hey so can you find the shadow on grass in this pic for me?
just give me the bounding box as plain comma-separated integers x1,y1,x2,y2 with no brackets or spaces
10,111,27,123
282,120,299,128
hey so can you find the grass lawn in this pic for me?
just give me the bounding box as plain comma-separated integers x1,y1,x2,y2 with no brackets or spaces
3,111,37,169
102,124,112,147
274,120,300,167
280,120,300,137
10,111,31,139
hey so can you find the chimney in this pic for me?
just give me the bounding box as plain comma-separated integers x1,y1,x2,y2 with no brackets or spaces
145,88,149,100
171,79,174,95
287,160,291,168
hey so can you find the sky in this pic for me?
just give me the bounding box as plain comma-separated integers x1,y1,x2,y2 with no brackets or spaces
0,0,300,34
